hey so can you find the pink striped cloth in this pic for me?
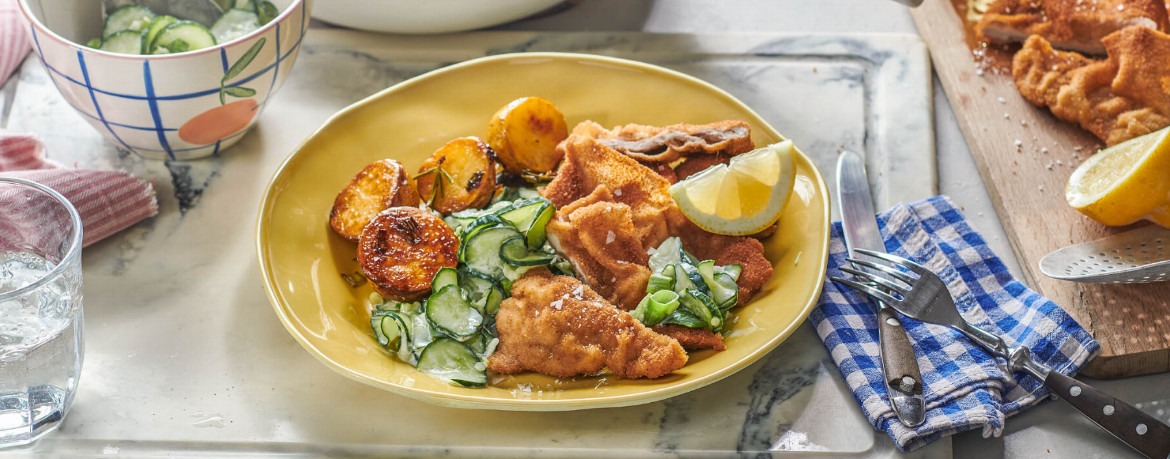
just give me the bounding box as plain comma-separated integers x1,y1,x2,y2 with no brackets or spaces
0,0,30,84
0,132,158,248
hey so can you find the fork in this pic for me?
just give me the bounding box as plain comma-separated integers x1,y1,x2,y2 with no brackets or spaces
832,248,1170,459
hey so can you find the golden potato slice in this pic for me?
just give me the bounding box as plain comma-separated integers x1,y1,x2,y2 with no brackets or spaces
357,207,460,302
487,97,568,174
416,137,496,214
330,159,421,241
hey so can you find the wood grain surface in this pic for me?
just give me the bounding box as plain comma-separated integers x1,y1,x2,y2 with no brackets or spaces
911,0,1170,378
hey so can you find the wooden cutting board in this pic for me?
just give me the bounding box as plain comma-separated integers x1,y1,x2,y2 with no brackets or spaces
911,0,1170,378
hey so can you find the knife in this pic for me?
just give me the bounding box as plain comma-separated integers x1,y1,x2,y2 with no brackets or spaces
836,151,925,427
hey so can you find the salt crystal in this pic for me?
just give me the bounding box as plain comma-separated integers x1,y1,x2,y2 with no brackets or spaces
1073,146,1083,151
1040,147,1048,154
1118,4,1124,9
976,68,984,76
1046,161,1054,170
572,284,584,298
605,230,615,244
551,299,563,310
614,189,623,196
1038,184,1044,192
1020,119,1028,126
1004,113,1011,119
1056,159,1063,165
997,97,1006,104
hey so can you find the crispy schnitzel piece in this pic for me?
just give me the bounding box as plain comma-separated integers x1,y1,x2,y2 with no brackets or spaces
542,132,676,248
487,268,688,379
674,153,731,181
568,120,754,163
976,0,1168,55
1105,25,1170,115
1013,31,1170,144
542,129,774,307
652,324,726,351
545,187,652,310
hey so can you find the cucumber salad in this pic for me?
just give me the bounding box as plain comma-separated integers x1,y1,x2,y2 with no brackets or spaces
86,0,279,54
367,189,745,387
369,194,568,387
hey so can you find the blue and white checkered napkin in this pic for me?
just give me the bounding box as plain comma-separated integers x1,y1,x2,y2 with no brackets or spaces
811,195,1099,451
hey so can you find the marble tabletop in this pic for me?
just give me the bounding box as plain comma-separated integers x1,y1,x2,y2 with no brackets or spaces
2,1,1169,458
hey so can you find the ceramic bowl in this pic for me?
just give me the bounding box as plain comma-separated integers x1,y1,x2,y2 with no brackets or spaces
257,53,832,410
311,0,560,34
18,0,312,160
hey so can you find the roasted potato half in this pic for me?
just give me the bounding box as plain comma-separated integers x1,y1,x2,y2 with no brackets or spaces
416,137,496,214
330,159,421,241
487,97,568,174
358,207,460,302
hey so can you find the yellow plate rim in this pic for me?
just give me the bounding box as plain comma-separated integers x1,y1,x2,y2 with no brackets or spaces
255,52,831,410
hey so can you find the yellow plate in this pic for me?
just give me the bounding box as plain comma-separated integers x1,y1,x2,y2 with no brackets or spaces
256,53,830,410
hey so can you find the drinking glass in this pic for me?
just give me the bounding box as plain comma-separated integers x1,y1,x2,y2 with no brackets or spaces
0,177,83,448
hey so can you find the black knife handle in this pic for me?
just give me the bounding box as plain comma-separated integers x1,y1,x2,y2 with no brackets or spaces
1045,370,1170,458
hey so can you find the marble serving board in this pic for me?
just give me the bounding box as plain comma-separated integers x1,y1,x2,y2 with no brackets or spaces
3,31,940,457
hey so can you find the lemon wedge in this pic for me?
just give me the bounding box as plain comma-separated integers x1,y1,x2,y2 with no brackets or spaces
1067,125,1170,228
670,140,797,235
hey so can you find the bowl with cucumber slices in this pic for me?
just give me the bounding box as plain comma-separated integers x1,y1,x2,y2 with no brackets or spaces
18,0,311,160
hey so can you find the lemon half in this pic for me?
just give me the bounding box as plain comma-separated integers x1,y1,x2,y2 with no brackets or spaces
1067,126,1170,228
670,140,797,235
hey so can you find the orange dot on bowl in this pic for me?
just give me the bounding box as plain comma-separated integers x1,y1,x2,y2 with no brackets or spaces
178,99,260,145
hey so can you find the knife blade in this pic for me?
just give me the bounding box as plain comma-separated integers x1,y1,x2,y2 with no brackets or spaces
836,151,925,427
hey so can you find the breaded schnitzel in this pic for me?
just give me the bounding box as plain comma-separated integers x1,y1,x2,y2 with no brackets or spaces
976,0,1168,55
487,268,688,379
545,186,652,310
1012,28,1170,145
570,120,754,163
542,129,774,308
652,324,726,351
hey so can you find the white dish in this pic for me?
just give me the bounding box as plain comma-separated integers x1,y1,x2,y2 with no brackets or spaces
311,0,562,34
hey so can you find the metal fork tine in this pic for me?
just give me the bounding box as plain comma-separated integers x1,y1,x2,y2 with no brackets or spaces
838,267,910,295
844,257,918,284
854,248,933,276
830,276,903,305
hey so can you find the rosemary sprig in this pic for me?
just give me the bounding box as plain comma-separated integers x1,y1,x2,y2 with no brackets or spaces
413,158,455,206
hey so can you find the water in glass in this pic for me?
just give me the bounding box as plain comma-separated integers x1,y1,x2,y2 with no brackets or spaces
0,251,83,447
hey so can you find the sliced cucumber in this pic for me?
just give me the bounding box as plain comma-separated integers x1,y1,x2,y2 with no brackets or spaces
462,225,527,281
458,268,504,315
718,264,743,282
372,312,412,361
85,38,102,49
431,267,459,292
697,260,738,308
103,5,155,39
425,285,483,339
497,198,555,249
649,237,683,273
679,288,723,331
154,21,216,53
499,236,555,267
210,8,259,44
256,0,280,24
416,339,487,387
99,30,142,54
141,15,178,54
234,0,255,9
